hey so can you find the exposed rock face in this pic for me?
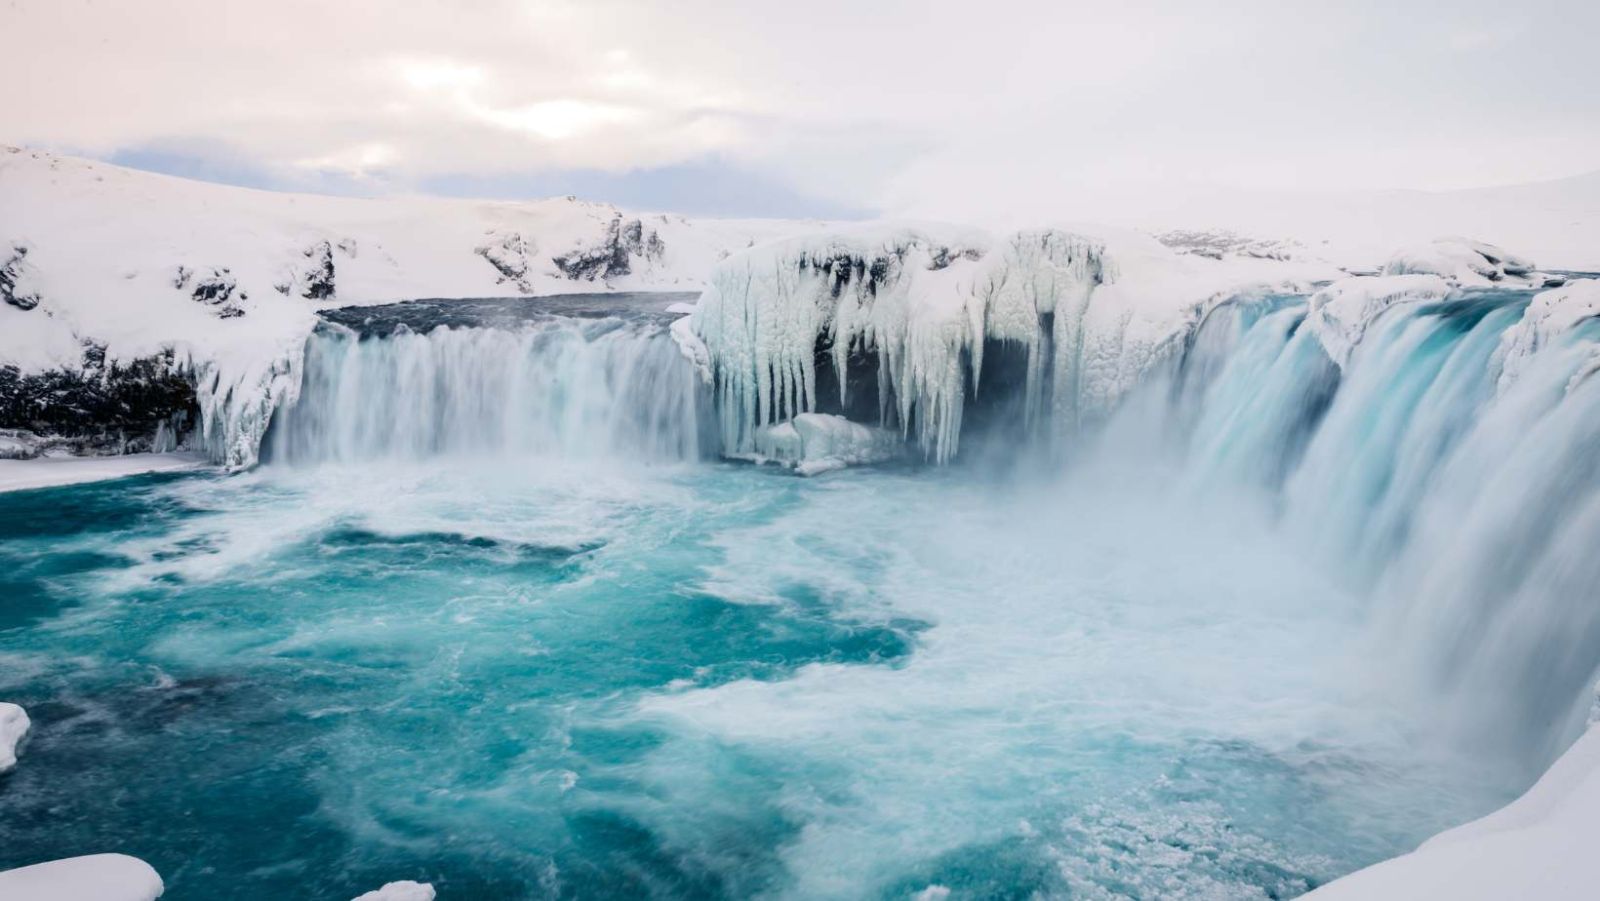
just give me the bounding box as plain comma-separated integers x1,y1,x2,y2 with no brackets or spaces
1157,229,1298,261
174,265,246,317
475,231,535,293
0,345,197,454
1,244,41,310
553,215,665,281
276,240,337,300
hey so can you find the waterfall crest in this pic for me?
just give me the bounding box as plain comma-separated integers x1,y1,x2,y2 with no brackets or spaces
266,316,707,465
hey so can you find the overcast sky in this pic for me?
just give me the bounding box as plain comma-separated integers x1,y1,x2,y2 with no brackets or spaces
4,0,1598,220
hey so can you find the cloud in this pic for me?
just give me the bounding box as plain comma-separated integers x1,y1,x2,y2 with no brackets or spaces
3,0,1597,219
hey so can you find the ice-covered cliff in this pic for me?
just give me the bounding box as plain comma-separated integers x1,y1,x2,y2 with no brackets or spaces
688,224,1343,462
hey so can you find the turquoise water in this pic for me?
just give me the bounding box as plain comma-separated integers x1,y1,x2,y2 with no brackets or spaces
9,289,1596,899
0,457,1504,899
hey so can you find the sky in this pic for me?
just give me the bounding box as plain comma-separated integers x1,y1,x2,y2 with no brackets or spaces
3,0,1598,221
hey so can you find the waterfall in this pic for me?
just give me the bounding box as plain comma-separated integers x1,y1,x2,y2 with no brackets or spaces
1159,286,1600,769
265,315,708,465
258,282,1600,769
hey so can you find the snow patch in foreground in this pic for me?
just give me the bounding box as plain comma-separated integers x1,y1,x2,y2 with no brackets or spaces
1306,725,1600,900
351,880,436,901
0,452,209,494
0,702,28,771
0,854,164,901
745,413,902,475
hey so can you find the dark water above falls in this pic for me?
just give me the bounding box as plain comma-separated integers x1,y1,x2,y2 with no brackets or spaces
3,287,1597,899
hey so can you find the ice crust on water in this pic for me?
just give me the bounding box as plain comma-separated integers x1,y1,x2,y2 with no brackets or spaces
0,701,28,771
351,880,436,901
0,854,164,901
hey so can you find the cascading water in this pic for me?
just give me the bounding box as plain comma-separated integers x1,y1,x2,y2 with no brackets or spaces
1150,285,1600,772
266,311,709,465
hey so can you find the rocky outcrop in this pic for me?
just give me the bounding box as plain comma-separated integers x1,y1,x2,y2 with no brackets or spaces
276,240,337,300
1,244,41,310
553,215,665,281
174,265,246,317
0,345,197,454
475,231,535,293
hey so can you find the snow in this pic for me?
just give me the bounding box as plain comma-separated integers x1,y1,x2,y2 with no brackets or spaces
0,146,823,468
747,412,902,475
1381,236,1541,287
0,452,209,494
351,880,436,901
691,222,1339,461
1305,725,1600,900
0,702,28,771
1492,278,1600,394
1303,274,1453,368
0,854,164,901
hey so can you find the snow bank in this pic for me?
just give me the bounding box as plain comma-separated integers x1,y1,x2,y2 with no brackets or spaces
351,880,436,901
1305,725,1600,900
0,702,28,771
746,412,902,475
691,223,1338,461
1492,278,1600,394
0,146,821,468
1303,274,1453,368
0,452,208,494
1382,237,1540,287
0,854,164,900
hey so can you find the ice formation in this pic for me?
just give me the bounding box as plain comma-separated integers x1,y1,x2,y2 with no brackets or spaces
1382,237,1540,286
746,412,902,475
1492,279,1600,394
1302,274,1453,368
690,224,1338,462
351,880,436,901
0,702,28,771
0,854,164,900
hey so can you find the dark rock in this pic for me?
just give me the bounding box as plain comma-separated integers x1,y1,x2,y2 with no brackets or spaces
475,232,534,293
0,344,198,454
300,241,336,300
553,215,665,282
1,244,41,311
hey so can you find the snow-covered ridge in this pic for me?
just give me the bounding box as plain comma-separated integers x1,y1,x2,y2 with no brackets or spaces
690,223,1342,462
0,146,823,467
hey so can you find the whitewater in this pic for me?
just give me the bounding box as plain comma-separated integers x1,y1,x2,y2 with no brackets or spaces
5,261,1600,898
